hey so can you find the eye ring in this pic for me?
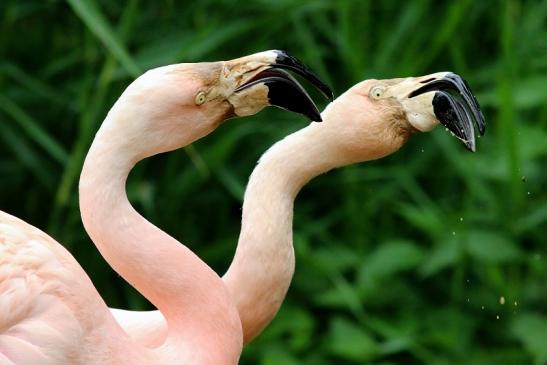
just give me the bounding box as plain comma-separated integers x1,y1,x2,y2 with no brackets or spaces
370,86,385,99
195,91,207,105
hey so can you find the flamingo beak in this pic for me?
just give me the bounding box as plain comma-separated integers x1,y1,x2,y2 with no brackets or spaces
234,50,333,122
408,72,486,152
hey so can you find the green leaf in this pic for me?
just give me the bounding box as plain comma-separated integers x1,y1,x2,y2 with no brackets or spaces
465,230,521,264
257,306,315,351
359,240,424,280
0,62,68,107
512,313,547,365
314,273,363,319
398,203,443,237
420,237,461,277
260,345,301,365
0,121,54,188
215,166,245,201
518,124,547,160
66,0,141,77
0,95,68,164
515,205,547,234
312,246,360,274
327,317,379,361
514,77,547,109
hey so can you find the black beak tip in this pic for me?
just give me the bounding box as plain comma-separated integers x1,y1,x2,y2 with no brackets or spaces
419,73,486,152
478,116,486,136
464,140,476,152
263,77,323,123
273,50,334,102
308,109,323,122
291,99,322,123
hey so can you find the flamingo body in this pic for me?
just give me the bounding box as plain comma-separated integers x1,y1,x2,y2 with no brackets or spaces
0,212,149,365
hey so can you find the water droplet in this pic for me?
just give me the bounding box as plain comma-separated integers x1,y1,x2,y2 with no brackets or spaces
496,315,500,320
527,191,531,196
521,175,526,182
481,306,485,310
514,301,518,306
466,279,470,283
466,298,470,303
421,149,424,153
460,217,464,222
500,296,505,305
452,231,456,236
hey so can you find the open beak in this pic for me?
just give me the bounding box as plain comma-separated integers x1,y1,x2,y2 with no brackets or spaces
232,50,333,122
408,72,486,152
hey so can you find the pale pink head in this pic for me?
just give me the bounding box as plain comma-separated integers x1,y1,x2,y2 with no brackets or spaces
96,50,332,162
316,72,485,164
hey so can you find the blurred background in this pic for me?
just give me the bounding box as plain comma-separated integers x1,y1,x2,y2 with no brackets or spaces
1,0,546,364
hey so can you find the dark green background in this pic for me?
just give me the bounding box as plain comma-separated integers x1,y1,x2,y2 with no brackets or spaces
1,1,546,364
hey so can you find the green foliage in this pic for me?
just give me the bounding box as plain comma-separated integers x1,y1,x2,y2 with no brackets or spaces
512,313,547,365
1,0,546,364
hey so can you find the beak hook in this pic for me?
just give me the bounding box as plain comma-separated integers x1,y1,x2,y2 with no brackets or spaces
409,73,486,151
273,50,334,101
235,51,333,122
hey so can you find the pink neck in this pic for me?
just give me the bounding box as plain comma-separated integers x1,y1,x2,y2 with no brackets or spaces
223,123,344,342
79,117,242,362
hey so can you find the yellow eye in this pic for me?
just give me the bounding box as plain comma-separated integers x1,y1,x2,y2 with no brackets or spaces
195,91,206,105
370,86,385,99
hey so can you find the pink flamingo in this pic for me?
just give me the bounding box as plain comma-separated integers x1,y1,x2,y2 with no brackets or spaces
225,72,485,342
113,72,485,345
0,50,331,365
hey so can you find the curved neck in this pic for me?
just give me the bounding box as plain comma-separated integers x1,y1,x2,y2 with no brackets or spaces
79,115,242,362
224,123,345,342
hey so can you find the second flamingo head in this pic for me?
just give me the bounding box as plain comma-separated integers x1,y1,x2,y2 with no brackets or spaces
314,72,486,165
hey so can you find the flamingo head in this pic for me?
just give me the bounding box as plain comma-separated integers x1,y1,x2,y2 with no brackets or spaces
104,50,332,158
319,72,485,163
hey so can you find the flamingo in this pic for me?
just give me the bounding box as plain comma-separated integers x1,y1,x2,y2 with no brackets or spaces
225,72,486,342
112,72,486,345
0,50,332,365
